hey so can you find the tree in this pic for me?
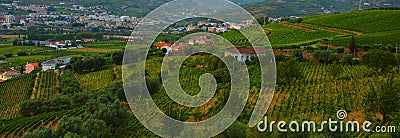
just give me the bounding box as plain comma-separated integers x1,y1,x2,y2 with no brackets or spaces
277,58,302,84
349,35,357,57
341,54,353,65
56,116,111,137
361,50,398,73
60,70,81,94
328,63,343,79
24,127,56,138
146,77,161,95
213,68,230,83
108,81,126,101
222,121,247,138
291,49,304,61
313,50,337,64
112,51,124,65
363,76,400,123
19,99,44,117
20,64,24,73
256,16,269,25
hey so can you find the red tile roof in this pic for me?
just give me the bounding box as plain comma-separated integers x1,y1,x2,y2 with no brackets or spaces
157,42,172,48
31,62,39,67
225,47,265,54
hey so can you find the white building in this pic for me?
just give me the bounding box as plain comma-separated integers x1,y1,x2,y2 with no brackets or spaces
5,15,14,23
224,47,265,62
54,57,71,64
42,60,57,71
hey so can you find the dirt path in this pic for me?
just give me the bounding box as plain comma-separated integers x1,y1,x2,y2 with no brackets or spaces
298,23,363,35
30,72,40,99
54,70,60,94
280,22,316,32
113,65,120,82
279,22,363,35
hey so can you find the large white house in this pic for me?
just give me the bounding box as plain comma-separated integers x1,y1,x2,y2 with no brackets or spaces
54,57,71,64
224,47,265,62
42,60,57,71
42,57,71,71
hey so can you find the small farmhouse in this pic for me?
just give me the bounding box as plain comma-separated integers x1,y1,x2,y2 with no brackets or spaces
224,47,265,62
0,71,21,81
25,62,39,74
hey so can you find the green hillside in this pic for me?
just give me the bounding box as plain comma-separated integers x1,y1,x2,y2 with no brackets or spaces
303,10,400,33
263,23,340,47
220,10,400,48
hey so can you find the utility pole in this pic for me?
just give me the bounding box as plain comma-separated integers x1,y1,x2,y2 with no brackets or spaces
359,0,363,10
263,16,266,25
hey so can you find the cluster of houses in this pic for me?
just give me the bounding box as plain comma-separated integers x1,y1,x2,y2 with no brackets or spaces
17,39,88,50
166,20,255,34
0,2,141,31
156,35,213,55
0,57,71,81
156,35,265,63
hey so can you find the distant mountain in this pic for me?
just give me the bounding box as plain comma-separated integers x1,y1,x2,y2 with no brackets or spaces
4,0,400,17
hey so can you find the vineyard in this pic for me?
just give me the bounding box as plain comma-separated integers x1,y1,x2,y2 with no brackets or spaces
83,40,127,49
76,67,115,91
0,74,35,119
303,10,400,33
118,56,400,137
265,63,380,122
35,70,59,99
219,30,251,47
0,107,85,138
263,23,340,47
331,30,400,48
219,23,341,48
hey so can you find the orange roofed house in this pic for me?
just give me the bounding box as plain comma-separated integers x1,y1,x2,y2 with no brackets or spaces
156,41,173,53
25,62,39,74
156,41,172,49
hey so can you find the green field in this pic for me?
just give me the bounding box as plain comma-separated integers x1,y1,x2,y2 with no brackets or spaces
0,46,49,55
82,40,127,49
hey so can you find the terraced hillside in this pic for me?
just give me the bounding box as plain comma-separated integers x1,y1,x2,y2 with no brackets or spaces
220,10,400,49
303,10,400,47
303,10,400,33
